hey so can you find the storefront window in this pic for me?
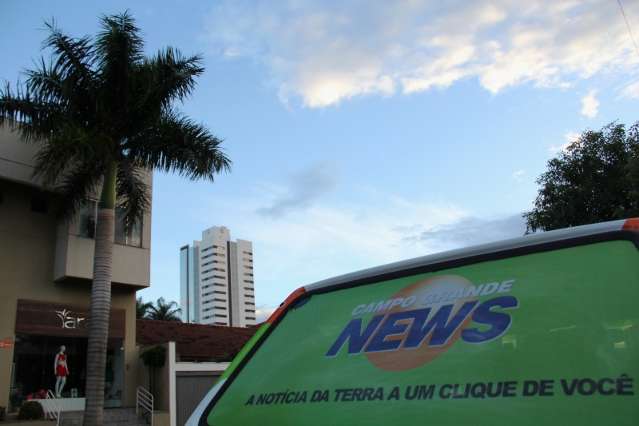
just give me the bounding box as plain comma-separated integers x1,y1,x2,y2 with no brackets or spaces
76,201,142,247
10,335,124,410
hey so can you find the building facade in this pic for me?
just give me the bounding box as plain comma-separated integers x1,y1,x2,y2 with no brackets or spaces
180,227,256,327
0,125,152,411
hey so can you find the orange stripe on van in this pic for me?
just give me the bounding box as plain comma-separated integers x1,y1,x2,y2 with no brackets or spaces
622,218,639,231
266,287,307,324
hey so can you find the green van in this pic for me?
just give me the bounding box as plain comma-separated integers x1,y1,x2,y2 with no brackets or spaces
187,218,639,425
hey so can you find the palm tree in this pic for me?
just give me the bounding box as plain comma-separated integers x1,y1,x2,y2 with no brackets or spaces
146,297,182,321
0,13,229,426
136,297,153,319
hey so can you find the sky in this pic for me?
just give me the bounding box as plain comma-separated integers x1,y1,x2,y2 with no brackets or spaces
2,0,639,320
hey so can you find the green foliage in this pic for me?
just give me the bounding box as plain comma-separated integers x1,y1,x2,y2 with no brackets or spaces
147,297,182,321
136,297,153,319
0,11,231,226
140,345,166,369
18,401,44,420
525,122,639,232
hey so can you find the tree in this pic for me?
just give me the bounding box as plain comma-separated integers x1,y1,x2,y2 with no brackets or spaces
146,297,182,321
524,122,639,232
136,297,152,319
0,13,229,426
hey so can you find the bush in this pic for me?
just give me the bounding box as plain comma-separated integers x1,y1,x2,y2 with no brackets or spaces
18,401,44,420
140,345,166,369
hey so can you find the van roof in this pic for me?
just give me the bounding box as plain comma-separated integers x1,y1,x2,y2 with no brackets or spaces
304,218,636,293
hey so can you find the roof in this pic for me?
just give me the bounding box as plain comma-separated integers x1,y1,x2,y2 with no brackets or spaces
136,319,257,362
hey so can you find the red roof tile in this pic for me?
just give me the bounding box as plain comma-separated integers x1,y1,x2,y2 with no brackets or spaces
136,319,256,362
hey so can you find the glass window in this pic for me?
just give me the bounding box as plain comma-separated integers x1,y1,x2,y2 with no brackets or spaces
77,201,97,238
114,207,142,247
76,201,142,248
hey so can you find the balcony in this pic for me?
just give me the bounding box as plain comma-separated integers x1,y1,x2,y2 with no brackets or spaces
0,124,152,289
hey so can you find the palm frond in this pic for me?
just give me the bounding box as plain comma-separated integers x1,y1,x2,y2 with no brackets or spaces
0,82,65,141
43,20,95,86
32,127,98,185
116,158,150,230
55,162,105,220
138,47,204,109
127,109,231,180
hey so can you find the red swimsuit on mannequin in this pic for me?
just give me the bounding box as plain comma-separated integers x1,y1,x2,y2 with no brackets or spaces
56,353,68,377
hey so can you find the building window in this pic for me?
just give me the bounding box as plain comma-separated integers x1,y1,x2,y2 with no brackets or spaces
246,302,255,306
77,200,142,247
245,309,255,313
78,201,96,238
114,207,142,247
246,316,256,321
214,314,227,318
214,290,226,295
245,294,254,299
243,287,253,291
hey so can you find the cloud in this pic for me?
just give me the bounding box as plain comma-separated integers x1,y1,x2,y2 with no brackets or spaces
194,187,473,306
549,131,580,154
192,182,530,307
580,90,599,118
403,214,527,247
204,0,639,107
512,169,526,181
257,163,338,217
255,305,276,323
621,80,639,98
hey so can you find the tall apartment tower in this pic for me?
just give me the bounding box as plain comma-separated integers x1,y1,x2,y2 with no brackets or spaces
180,226,256,327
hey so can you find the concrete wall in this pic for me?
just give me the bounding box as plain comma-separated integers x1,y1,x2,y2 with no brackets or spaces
0,124,44,187
0,124,152,289
0,179,140,408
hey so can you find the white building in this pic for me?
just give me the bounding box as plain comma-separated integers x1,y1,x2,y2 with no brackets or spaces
180,226,256,327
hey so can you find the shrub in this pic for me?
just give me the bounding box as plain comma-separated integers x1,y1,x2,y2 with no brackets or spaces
18,401,44,420
140,345,166,369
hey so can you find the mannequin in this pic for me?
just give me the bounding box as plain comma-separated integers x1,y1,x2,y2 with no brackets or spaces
54,345,69,397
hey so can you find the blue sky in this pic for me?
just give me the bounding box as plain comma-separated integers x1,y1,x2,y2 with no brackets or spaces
3,0,639,319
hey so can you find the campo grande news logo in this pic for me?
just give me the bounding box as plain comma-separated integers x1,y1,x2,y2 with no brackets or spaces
325,275,519,371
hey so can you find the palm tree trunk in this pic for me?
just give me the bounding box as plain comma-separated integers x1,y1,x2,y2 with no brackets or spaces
83,162,117,426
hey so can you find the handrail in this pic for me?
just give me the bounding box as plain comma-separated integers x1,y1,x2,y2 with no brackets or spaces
136,386,154,426
45,390,61,426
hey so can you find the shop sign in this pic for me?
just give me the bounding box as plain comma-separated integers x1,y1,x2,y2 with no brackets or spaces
15,299,125,338
55,308,86,329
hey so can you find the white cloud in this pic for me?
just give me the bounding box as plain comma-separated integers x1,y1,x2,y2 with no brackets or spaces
190,171,527,307
403,214,526,247
621,80,639,98
580,90,599,118
255,305,276,323
204,0,639,107
512,169,526,181
257,163,338,217
549,131,580,154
